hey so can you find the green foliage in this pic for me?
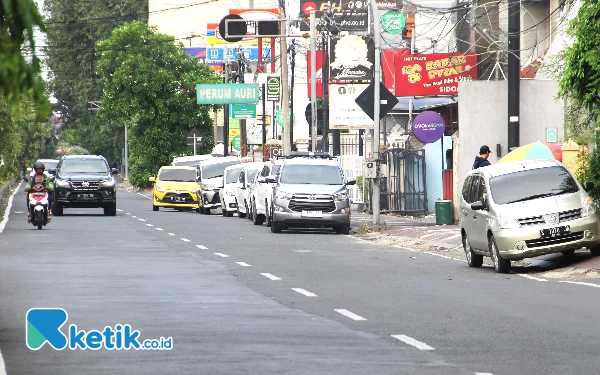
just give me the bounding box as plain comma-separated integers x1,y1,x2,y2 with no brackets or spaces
96,22,220,187
43,0,148,161
0,0,49,117
356,175,364,201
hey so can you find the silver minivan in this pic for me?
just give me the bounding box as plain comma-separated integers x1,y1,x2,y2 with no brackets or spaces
460,159,600,273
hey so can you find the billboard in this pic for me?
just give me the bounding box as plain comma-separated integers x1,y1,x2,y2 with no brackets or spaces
394,52,478,96
299,0,368,32
329,35,374,82
307,50,326,98
329,84,372,130
185,48,207,64
185,47,272,71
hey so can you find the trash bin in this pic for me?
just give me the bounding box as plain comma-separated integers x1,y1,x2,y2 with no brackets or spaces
435,200,454,225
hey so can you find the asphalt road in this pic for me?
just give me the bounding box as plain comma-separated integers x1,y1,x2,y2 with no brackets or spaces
0,184,599,375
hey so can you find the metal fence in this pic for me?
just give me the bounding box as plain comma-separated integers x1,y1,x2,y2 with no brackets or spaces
335,155,364,203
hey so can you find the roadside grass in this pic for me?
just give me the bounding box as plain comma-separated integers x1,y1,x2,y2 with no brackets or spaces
357,222,392,235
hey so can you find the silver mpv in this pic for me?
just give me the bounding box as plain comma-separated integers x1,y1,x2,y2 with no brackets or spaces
460,160,600,273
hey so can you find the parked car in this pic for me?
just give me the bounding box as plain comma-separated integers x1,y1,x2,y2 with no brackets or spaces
250,159,284,227
149,166,201,212
220,164,245,217
235,162,264,221
269,152,355,234
198,156,242,215
172,154,213,167
52,155,118,216
460,159,600,273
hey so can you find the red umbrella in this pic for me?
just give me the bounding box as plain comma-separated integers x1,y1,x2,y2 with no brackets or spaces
544,143,562,162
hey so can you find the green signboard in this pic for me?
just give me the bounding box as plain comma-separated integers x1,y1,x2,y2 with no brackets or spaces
267,76,281,102
275,109,293,128
196,83,260,104
231,135,241,152
382,11,406,35
231,104,257,119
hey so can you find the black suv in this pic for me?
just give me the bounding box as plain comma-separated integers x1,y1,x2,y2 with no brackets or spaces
52,155,118,216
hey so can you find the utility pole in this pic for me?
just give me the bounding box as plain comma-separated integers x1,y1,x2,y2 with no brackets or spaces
289,39,296,150
321,30,329,153
223,48,229,157
124,123,129,181
262,83,267,148
310,10,318,152
369,0,381,225
507,0,520,150
280,3,291,155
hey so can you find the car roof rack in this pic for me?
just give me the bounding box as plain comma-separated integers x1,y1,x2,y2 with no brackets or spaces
285,151,333,159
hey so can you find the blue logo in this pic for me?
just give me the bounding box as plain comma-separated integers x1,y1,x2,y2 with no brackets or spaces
26,308,172,350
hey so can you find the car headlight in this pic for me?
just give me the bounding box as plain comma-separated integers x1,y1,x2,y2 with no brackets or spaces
276,190,293,200
225,188,236,196
333,191,349,201
55,179,71,188
498,215,520,229
202,184,218,191
99,178,116,187
155,184,166,193
582,197,597,217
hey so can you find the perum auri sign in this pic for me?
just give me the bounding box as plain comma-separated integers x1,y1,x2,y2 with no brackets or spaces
196,83,260,104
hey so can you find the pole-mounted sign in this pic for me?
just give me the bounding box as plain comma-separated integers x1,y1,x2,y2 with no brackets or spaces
266,76,281,101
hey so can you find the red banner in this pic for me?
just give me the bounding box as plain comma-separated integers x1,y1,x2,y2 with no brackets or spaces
394,52,478,96
307,50,326,98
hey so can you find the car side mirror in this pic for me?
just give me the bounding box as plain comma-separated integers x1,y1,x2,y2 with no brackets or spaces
346,179,356,186
584,182,595,192
27,167,32,172
149,177,156,183
265,176,277,183
257,177,267,183
111,168,120,174
471,201,485,211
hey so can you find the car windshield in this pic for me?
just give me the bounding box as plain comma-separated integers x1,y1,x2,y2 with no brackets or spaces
40,161,58,170
490,166,579,205
59,159,109,174
280,164,344,185
246,169,259,185
225,166,244,184
173,160,202,167
158,169,197,182
202,161,241,179
271,165,281,176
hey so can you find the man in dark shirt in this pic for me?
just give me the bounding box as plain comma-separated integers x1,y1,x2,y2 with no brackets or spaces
473,145,492,169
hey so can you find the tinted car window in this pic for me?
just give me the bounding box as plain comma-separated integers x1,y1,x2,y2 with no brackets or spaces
246,170,259,186
158,169,197,182
462,176,472,201
59,159,109,174
39,161,58,170
271,165,281,176
280,165,343,185
467,176,482,204
490,166,579,205
225,166,244,184
202,161,240,179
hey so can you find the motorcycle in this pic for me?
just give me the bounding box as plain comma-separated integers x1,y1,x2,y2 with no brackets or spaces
28,185,50,230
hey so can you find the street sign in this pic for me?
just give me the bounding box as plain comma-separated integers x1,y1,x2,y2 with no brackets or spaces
256,115,272,126
382,11,406,34
231,135,241,151
354,81,399,121
196,83,260,104
266,76,281,101
186,127,206,147
546,128,558,143
275,109,293,127
231,104,257,119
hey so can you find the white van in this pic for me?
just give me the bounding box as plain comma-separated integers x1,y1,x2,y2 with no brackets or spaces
172,154,213,168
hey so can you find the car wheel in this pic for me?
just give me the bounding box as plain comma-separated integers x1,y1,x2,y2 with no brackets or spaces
203,207,211,215
271,221,282,233
221,207,226,216
225,210,234,217
589,246,600,256
265,200,272,227
462,233,483,268
195,207,201,213
246,202,253,221
561,250,576,258
335,225,350,235
52,204,63,216
153,204,159,211
252,202,264,225
104,202,117,216
489,235,511,273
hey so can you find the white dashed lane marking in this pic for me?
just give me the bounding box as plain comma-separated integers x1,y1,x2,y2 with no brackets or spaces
559,281,600,288
519,274,547,282
168,233,175,236
156,228,164,231
138,219,146,222
180,238,191,242
236,262,251,267
261,273,281,281
214,253,229,258
292,288,317,297
334,309,366,321
391,335,434,351
146,224,153,227
196,245,208,250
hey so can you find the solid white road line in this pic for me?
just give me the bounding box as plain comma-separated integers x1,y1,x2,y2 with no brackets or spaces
391,335,435,351
559,281,600,288
196,245,208,250
0,180,20,233
519,274,548,282
334,309,366,321
156,228,164,231
180,238,191,242
168,233,175,236
214,253,229,258
236,262,251,267
0,348,5,375
146,224,153,227
292,288,317,297
261,273,281,281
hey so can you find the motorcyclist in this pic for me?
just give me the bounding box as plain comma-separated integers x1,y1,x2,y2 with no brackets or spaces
25,162,54,223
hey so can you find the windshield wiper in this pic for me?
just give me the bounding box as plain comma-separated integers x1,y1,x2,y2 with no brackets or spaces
505,193,554,204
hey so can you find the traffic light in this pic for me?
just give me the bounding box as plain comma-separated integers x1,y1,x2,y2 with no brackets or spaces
403,17,414,40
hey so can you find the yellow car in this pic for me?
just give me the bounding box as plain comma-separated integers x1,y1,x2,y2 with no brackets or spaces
149,166,201,211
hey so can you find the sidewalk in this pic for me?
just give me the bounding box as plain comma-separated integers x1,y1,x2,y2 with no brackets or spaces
351,211,600,277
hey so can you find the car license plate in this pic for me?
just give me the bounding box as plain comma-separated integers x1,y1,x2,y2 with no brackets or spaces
171,196,185,202
77,194,94,200
302,210,322,218
540,225,570,238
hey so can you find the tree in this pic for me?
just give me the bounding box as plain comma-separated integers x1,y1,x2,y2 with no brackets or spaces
0,0,49,117
43,0,147,161
96,21,220,187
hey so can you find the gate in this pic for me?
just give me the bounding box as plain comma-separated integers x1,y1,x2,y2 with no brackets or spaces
378,148,427,215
